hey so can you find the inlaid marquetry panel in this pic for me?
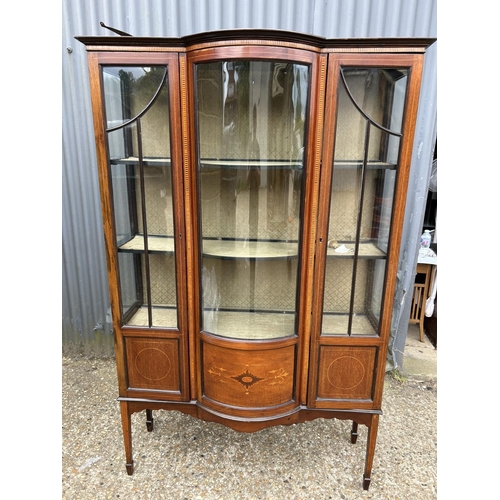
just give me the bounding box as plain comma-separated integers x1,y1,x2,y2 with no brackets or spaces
125,338,180,391
317,346,377,400
202,342,295,408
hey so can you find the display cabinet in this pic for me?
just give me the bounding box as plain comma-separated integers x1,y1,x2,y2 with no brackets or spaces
76,29,434,489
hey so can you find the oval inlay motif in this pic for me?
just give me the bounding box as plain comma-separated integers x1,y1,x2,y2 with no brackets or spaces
135,348,172,381
326,356,365,390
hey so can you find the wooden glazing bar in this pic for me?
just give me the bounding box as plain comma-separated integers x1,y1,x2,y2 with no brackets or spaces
347,121,371,336
136,120,153,328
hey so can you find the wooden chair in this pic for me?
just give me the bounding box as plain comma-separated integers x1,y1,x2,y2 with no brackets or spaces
409,263,432,342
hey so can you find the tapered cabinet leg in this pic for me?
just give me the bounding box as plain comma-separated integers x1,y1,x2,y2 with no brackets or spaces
119,401,134,475
351,421,359,444
362,414,379,490
146,409,154,432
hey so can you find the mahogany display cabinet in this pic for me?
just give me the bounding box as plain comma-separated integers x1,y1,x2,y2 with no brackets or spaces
76,28,435,490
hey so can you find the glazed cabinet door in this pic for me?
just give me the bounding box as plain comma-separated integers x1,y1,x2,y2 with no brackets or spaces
309,53,424,409
87,52,189,400
187,47,321,418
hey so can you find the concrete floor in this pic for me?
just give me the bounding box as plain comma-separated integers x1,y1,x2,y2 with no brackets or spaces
62,347,437,499
400,323,437,379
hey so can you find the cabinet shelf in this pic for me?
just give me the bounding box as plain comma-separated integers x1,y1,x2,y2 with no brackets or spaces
118,235,299,259
334,160,397,170
200,159,303,170
119,236,385,260
111,157,395,171
118,235,175,253
203,239,298,260
326,242,386,259
110,157,303,170
110,157,172,167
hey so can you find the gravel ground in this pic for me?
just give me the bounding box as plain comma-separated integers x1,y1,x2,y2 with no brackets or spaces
62,357,437,500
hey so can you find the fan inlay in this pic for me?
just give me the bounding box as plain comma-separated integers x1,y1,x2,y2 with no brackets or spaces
209,364,289,394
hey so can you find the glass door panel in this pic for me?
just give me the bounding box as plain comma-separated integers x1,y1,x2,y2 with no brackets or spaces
103,65,178,328
322,67,407,336
195,60,310,340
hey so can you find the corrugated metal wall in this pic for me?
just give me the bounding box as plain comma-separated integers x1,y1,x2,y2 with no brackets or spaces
62,0,437,362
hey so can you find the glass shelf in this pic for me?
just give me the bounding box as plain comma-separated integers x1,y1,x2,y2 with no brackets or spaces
203,239,298,260
118,236,299,260
118,236,386,260
200,159,303,170
333,160,397,170
110,157,172,167
118,235,175,253
110,156,394,171
325,242,386,259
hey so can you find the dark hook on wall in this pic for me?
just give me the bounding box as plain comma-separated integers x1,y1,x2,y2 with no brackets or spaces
100,22,133,36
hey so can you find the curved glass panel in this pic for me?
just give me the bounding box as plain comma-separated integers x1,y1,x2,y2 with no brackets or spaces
103,66,168,130
195,60,310,340
104,65,178,328
322,67,407,336
339,68,407,134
